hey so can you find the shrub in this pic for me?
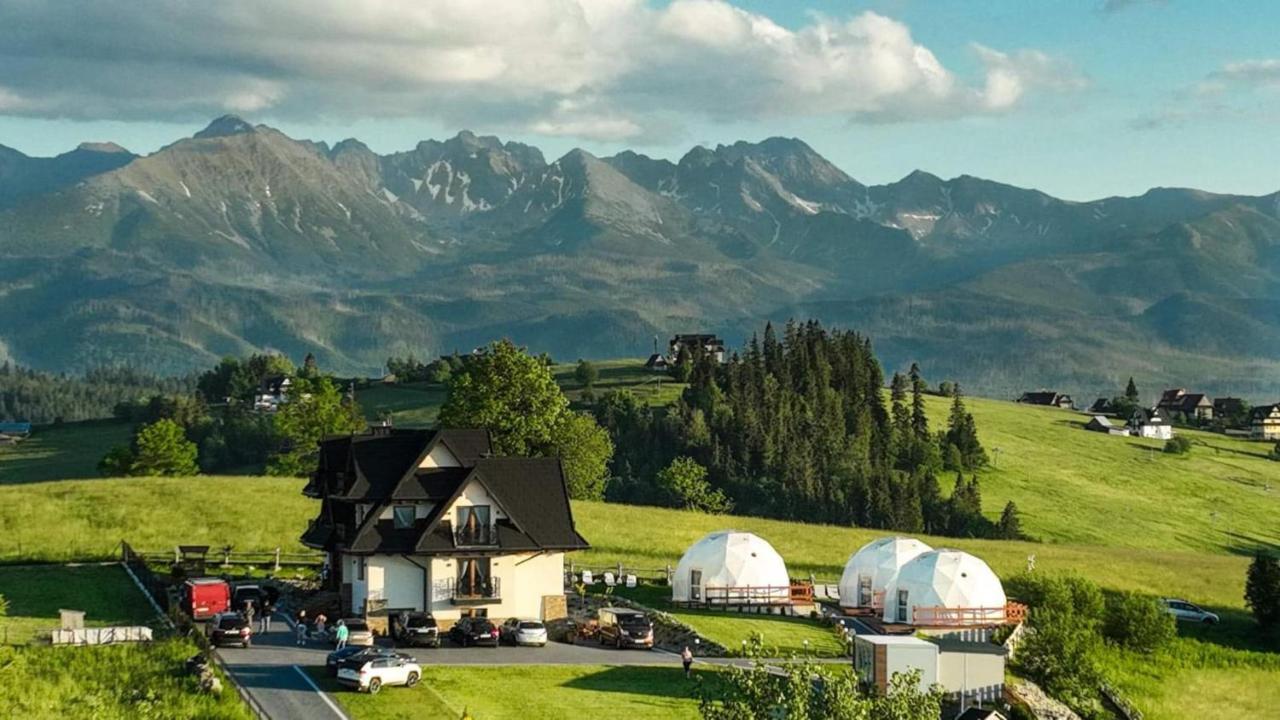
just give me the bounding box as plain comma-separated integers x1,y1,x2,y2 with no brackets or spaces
1104,591,1176,652
1163,435,1193,454
1013,608,1104,716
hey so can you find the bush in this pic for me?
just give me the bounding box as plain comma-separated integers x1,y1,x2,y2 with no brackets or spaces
1163,435,1193,454
1013,608,1104,716
1104,591,1176,652
1245,552,1280,631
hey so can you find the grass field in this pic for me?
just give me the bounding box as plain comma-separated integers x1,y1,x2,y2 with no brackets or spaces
314,664,705,720
0,640,252,720
0,419,132,484
0,564,158,644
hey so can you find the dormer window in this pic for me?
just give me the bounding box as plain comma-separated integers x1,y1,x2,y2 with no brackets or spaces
393,505,415,530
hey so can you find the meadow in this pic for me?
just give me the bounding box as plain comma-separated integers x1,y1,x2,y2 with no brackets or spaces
0,564,158,644
313,664,706,720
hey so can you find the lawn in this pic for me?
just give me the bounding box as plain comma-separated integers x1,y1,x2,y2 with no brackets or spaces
0,419,133,484
609,583,846,657
315,664,705,720
0,476,312,562
0,564,159,644
1099,638,1280,720
0,640,252,720
356,381,448,427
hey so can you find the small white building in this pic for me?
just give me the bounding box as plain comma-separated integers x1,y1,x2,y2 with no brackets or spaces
853,635,938,695
1129,408,1173,440
854,634,1008,703
885,549,1009,626
672,531,792,605
839,536,933,610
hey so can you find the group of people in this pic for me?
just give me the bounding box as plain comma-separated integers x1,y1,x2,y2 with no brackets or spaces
240,597,273,634
293,609,349,647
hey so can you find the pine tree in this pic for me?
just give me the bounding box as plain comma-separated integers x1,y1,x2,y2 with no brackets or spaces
1125,376,1140,403
1245,552,1280,630
909,363,929,442
998,501,1023,539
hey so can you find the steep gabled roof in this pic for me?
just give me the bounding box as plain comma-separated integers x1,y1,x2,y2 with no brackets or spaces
472,457,589,549
342,430,434,499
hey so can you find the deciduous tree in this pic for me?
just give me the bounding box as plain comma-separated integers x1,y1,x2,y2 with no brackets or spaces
131,419,200,476
267,377,365,476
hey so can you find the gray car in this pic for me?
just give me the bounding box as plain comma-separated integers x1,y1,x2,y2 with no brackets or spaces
1161,598,1219,624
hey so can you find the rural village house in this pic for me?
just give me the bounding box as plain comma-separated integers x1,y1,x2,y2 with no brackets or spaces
669,334,728,364
1156,388,1213,423
1129,407,1173,440
643,353,670,372
301,428,588,630
1016,391,1074,410
253,375,292,413
1250,403,1280,441
1087,398,1116,415
1213,397,1247,423
1085,415,1130,436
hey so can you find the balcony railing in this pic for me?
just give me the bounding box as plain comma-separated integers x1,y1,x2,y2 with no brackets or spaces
911,601,1028,627
449,577,501,604
453,524,499,547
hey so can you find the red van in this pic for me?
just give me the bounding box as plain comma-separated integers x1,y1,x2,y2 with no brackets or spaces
184,578,231,620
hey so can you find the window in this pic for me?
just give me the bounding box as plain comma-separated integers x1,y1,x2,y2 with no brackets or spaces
897,589,910,623
689,569,702,602
457,505,491,531
858,576,872,607
393,505,415,530
457,558,492,595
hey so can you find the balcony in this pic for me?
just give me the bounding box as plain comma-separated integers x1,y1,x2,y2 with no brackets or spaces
453,524,499,547
449,577,501,604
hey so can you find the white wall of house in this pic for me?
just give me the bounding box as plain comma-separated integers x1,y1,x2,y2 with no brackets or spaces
367,555,426,610
448,481,509,523
1137,425,1173,440
420,444,460,468
427,551,565,622
936,651,1005,703
343,553,368,612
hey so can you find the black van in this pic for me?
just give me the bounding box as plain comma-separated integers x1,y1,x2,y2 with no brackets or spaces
596,607,654,649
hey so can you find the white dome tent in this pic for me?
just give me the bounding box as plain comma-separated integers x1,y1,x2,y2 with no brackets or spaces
838,536,933,610
672,531,792,605
884,549,1008,626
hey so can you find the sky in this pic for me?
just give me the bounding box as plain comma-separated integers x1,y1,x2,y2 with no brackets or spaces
0,0,1277,201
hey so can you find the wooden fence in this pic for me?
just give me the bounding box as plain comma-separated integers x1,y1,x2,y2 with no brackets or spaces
912,601,1028,627
121,542,323,572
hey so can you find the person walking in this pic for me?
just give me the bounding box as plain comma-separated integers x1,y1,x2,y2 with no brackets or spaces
681,645,694,679
295,609,308,646
258,598,272,634
315,613,328,641
243,600,256,635
334,619,349,651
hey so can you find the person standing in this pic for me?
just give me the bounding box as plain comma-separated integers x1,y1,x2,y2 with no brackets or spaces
243,600,256,635
681,645,694,679
295,609,308,646
334,619,349,650
259,597,272,634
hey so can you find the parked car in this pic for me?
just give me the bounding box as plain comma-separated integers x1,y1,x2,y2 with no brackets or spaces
597,607,654,649
325,646,411,677
500,618,548,647
392,612,441,648
207,612,252,648
336,654,421,694
183,577,230,620
335,618,375,647
1162,598,1220,624
231,584,264,613
449,617,500,647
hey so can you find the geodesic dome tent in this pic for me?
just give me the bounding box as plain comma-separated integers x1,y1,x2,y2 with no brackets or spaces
838,536,933,609
884,549,1007,626
672,531,791,604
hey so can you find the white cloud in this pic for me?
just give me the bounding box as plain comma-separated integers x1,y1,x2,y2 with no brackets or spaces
0,0,1084,140
1212,59,1280,88
1133,57,1280,130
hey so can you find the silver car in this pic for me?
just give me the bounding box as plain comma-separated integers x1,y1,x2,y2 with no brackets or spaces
1161,598,1219,624
500,618,548,647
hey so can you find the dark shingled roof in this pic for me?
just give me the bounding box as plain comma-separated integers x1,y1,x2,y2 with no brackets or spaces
470,458,590,549
344,431,434,499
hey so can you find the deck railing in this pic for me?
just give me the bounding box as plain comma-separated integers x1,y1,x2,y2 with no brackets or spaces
697,582,814,606
912,601,1028,626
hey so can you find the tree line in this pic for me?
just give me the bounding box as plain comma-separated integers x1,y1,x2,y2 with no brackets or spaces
595,320,1021,539
0,363,194,424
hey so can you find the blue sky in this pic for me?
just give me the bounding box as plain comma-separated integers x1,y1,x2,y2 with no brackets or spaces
1,0,1277,200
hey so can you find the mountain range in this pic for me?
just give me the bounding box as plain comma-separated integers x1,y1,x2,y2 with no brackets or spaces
2,116,1278,399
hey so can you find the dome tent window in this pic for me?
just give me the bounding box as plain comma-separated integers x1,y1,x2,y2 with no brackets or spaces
838,536,933,610
884,549,1023,626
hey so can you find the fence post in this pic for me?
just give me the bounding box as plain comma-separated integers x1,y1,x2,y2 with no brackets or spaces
273,547,281,572
617,561,623,579
174,546,180,564
222,545,232,567
665,564,672,585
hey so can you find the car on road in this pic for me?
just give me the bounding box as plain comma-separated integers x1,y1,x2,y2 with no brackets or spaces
207,612,253,648
231,584,264,613
597,607,654,649
325,646,413,676
336,654,421,694
334,618,375,647
1162,598,1219,624
449,617,500,647
392,612,441,648
499,618,548,647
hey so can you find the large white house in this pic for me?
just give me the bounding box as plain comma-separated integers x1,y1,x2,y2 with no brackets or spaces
301,428,589,629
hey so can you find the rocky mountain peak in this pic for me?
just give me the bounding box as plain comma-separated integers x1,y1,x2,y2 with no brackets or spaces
75,141,131,154
194,115,256,139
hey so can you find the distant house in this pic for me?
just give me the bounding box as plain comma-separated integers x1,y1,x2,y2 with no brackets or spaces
1017,391,1074,410
1250,404,1280,441
669,334,727,364
1085,415,1130,437
1129,408,1173,440
643,353,670,372
1088,398,1116,415
1157,389,1213,422
1213,397,1247,424
0,422,32,437
253,375,292,413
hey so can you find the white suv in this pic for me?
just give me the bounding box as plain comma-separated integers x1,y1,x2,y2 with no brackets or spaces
336,654,422,694
1161,598,1219,624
